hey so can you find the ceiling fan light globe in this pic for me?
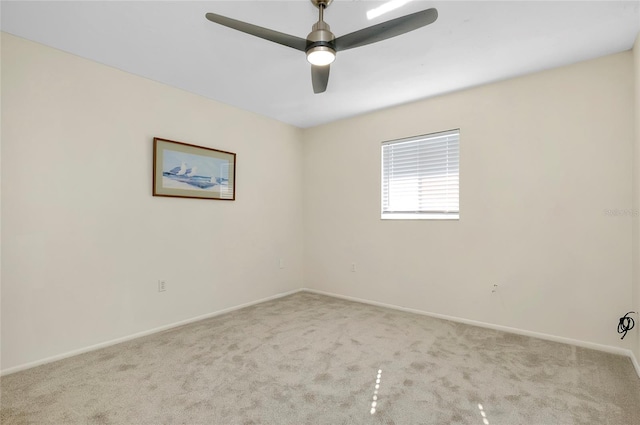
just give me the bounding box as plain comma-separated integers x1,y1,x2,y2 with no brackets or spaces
307,47,336,66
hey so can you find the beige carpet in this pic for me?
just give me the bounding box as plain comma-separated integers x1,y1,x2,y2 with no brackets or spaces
1,292,639,424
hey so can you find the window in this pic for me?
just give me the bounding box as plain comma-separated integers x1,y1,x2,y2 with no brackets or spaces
381,129,459,220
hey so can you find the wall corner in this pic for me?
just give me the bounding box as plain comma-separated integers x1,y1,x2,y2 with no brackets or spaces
632,32,640,360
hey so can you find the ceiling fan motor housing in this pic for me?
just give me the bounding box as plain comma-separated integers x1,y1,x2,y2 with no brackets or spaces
306,21,336,53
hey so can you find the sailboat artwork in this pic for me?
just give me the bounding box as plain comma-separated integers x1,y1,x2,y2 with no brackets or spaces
153,138,236,201
163,160,227,190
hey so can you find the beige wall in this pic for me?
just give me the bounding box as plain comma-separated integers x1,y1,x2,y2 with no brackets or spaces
1,34,304,372
634,33,640,360
302,52,635,350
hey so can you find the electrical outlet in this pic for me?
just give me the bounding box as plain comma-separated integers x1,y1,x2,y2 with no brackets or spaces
158,280,167,292
351,263,357,272
279,258,285,269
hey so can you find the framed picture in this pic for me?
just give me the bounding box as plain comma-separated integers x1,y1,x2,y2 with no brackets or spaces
153,137,236,200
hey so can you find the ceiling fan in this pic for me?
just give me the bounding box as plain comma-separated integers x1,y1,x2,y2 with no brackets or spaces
205,0,438,94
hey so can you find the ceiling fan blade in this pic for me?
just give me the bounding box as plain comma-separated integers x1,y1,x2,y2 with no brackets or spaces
311,65,330,94
334,8,438,52
205,13,307,52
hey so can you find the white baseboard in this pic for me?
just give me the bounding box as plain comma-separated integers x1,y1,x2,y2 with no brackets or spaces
301,288,640,378
0,288,302,376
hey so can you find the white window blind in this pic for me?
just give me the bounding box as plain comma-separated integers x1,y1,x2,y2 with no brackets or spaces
381,129,459,220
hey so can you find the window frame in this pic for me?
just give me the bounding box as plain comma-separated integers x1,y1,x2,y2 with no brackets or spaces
381,129,460,221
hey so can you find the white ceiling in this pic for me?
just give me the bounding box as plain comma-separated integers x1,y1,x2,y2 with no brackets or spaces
2,1,639,128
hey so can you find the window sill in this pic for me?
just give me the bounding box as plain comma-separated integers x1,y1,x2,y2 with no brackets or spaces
381,213,459,220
